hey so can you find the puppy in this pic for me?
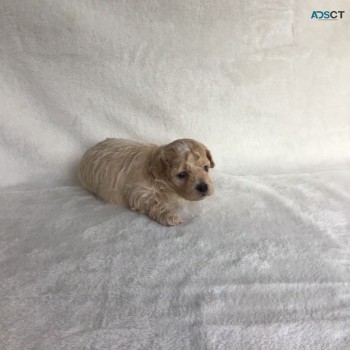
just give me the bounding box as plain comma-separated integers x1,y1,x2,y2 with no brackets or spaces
79,138,215,226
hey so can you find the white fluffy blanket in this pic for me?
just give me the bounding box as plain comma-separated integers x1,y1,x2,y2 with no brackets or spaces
1,171,350,349
1,0,350,348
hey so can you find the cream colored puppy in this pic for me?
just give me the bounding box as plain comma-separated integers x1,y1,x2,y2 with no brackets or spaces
79,138,215,226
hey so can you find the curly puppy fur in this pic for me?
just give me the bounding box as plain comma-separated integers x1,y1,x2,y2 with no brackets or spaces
79,138,215,226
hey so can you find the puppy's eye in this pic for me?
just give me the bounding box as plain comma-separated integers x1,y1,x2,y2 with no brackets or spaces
177,172,188,179
204,165,209,172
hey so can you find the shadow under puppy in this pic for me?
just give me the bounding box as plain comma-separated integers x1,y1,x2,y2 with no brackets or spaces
79,138,215,226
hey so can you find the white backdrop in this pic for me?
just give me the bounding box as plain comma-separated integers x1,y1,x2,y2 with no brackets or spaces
0,0,349,188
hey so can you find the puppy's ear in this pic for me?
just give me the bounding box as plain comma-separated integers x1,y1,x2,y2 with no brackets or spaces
206,149,215,168
149,146,169,178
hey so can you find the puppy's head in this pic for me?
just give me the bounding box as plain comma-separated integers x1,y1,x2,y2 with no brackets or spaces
151,139,215,201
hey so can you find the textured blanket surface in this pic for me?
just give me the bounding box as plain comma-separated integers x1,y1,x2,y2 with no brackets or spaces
1,171,350,349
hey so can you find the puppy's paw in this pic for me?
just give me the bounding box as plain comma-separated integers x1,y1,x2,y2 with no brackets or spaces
157,212,183,226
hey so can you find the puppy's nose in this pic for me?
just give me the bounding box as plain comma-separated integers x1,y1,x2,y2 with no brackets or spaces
196,182,208,194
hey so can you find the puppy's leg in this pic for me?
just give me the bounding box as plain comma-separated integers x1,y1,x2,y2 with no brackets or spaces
149,205,183,226
126,187,183,226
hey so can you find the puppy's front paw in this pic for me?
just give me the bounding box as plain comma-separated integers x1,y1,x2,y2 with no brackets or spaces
157,212,183,226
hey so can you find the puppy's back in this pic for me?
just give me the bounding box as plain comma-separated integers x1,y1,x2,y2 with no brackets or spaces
79,138,148,203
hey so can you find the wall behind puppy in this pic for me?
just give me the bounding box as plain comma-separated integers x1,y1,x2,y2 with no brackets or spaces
0,0,349,187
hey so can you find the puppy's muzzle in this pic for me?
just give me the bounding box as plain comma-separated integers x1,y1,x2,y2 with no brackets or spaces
196,182,208,194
